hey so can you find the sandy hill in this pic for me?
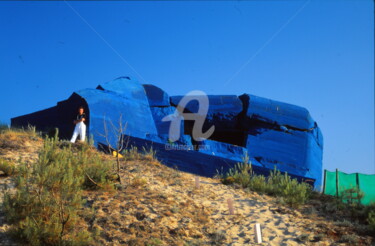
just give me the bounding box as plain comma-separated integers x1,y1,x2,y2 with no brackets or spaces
0,129,373,246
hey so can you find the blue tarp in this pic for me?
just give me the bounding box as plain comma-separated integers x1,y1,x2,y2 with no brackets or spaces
74,77,157,148
11,76,323,189
170,95,243,130
240,94,315,130
143,84,170,107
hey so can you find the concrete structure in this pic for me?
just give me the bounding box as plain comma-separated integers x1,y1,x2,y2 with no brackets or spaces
12,77,323,188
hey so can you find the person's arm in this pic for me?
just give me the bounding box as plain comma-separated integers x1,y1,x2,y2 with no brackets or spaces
80,114,86,123
75,114,85,123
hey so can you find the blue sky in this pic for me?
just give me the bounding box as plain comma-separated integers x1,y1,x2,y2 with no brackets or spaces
0,1,373,174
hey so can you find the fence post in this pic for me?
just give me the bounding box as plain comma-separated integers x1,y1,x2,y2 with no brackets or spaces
336,168,339,198
356,172,361,204
322,169,327,194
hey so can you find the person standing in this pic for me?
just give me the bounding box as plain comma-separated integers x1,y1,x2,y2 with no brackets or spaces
70,106,86,143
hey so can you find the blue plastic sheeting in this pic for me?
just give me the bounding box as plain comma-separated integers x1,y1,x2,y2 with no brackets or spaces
197,139,246,163
170,95,243,130
143,84,170,107
311,125,324,148
97,77,150,103
170,95,242,115
74,86,157,149
11,76,323,189
246,128,322,188
149,106,184,140
124,134,312,183
240,94,315,130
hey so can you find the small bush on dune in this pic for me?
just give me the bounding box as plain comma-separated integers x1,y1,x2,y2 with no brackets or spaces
340,187,364,206
3,136,115,245
219,154,312,207
142,146,157,161
4,137,87,245
224,155,253,188
366,204,375,233
74,142,117,190
267,169,311,206
0,158,17,176
368,211,375,231
339,234,359,244
123,146,142,161
83,159,116,190
318,193,375,236
249,175,268,194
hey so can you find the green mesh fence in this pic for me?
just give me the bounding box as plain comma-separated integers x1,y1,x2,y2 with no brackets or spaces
323,170,375,205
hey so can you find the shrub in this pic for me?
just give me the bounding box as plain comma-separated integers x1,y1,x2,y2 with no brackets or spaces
221,176,235,185
0,158,16,176
142,146,156,161
367,205,375,232
77,145,116,190
219,155,311,207
277,174,311,207
3,136,114,245
340,187,364,206
249,175,267,194
339,234,359,244
123,146,142,161
222,154,252,188
334,220,353,227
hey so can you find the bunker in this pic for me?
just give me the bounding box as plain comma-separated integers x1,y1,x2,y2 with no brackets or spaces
12,77,323,189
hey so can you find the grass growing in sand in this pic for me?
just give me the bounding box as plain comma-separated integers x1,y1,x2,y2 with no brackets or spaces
1,127,374,245
219,154,375,239
0,158,17,176
0,124,40,150
219,154,312,207
3,133,116,245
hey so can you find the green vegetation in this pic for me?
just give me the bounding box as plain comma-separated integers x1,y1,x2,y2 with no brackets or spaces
142,146,157,161
220,154,375,235
320,188,375,235
368,208,375,231
123,146,142,161
339,234,359,244
1,127,374,244
0,125,40,150
3,135,116,246
219,154,311,207
340,187,364,206
146,238,164,246
0,158,16,176
123,146,157,163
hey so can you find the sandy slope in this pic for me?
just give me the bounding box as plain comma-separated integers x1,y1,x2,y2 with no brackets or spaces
0,131,43,245
0,132,373,245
